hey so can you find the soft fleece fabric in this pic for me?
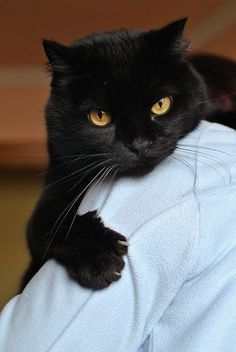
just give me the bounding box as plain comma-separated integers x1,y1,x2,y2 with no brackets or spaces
1,121,236,352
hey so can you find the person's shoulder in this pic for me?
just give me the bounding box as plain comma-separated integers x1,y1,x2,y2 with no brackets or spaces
197,121,236,163
177,121,236,278
189,183,236,279
182,121,236,191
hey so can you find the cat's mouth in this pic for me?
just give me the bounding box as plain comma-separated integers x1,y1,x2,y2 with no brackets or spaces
118,145,176,177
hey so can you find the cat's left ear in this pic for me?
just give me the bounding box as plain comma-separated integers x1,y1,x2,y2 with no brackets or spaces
42,39,72,75
147,18,190,57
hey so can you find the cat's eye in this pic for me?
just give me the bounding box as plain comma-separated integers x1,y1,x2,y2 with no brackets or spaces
150,97,172,117
88,110,111,127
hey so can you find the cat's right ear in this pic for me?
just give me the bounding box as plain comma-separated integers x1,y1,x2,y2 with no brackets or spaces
146,18,190,58
42,39,70,74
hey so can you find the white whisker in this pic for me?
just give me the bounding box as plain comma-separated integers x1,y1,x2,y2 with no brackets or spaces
60,166,112,250
43,166,108,259
67,159,114,193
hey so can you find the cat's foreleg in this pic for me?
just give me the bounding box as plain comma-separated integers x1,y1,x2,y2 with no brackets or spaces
54,211,128,289
23,193,128,290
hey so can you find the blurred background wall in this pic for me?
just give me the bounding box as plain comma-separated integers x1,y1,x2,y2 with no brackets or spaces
0,0,235,309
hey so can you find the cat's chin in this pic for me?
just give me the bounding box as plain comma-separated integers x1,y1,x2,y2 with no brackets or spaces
118,160,158,177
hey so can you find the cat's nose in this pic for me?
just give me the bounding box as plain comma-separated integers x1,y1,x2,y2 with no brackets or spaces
126,139,153,156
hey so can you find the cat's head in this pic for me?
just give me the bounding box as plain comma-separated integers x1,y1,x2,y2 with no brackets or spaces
44,18,207,178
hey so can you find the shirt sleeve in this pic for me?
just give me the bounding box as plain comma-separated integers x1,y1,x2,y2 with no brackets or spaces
0,195,199,352
145,186,236,352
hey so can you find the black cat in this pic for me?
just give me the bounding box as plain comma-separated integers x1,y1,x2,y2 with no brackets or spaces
21,18,208,290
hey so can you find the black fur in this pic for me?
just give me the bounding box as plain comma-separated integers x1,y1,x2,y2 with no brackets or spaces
190,53,236,129
21,19,208,290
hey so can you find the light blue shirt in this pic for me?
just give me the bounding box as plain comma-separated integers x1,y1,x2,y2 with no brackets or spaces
1,121,236,352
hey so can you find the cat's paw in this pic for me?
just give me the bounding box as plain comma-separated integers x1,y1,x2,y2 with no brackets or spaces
59,211,129,289
68,228,128,289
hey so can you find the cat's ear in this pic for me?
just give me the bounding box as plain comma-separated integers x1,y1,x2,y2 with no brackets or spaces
147,18,190,57
158,18,187,42
42,39,71,74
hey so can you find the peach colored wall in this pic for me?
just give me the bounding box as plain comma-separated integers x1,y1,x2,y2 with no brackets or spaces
1,0,232,66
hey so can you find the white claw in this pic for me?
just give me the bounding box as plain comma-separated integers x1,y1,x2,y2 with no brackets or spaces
113,272,121,276
118,240,129,247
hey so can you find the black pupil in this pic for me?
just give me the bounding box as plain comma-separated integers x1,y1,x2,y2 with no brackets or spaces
98,111,103,119
159,100,163,108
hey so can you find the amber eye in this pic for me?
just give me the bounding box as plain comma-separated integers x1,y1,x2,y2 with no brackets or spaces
151,96,172,117
88,110,111,127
